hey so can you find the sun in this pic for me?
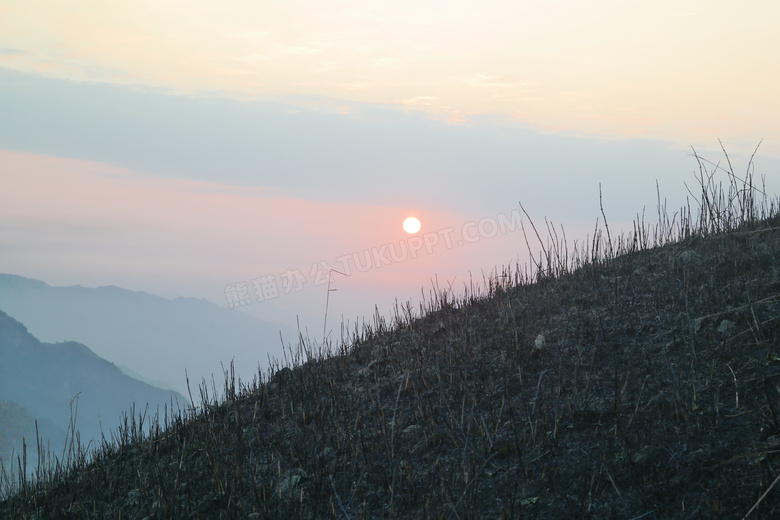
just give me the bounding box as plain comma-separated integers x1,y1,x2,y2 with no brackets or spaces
403,216,421,234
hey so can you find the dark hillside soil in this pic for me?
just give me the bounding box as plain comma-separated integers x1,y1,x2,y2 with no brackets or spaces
2,215,780,519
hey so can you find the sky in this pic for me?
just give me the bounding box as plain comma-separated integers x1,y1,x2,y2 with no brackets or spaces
1,0,779,340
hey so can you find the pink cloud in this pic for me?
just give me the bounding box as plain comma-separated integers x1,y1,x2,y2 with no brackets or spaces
1,150,525,322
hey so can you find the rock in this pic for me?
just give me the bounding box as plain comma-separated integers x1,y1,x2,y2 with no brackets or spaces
278,474,300,495
402,424,422,436
357,363,373,378
631,447,651,465
693,317,704,332
126,489,141,507
717,319,736,335
679,250,700,264
278,468,307,496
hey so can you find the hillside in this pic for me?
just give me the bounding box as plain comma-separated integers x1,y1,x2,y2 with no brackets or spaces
2,166,780,518
0,400,66,480
0,310,185,480
0,276,295,397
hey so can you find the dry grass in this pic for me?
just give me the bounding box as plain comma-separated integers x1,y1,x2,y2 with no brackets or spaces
2,144,780,519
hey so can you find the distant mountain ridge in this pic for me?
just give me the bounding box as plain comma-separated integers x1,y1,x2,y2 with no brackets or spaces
0,309,183,476
0,274,295,396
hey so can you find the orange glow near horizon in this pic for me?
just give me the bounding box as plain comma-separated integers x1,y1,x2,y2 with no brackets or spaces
0,150,524,320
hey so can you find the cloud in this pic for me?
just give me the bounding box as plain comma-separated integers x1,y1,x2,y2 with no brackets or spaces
0,48,25,59
0,68,726,221
2,70,778,327
0,149,487,320
0,0,777,150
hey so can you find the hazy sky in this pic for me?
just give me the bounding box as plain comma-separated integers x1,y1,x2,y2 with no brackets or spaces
1,1,779,334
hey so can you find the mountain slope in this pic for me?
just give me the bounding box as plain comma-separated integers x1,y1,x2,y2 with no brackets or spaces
0,275,295,396
2,208,779,517
0,400,67,479
0,310,184,475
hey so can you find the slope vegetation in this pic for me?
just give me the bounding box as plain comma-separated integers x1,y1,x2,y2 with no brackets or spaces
2,150,779,518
